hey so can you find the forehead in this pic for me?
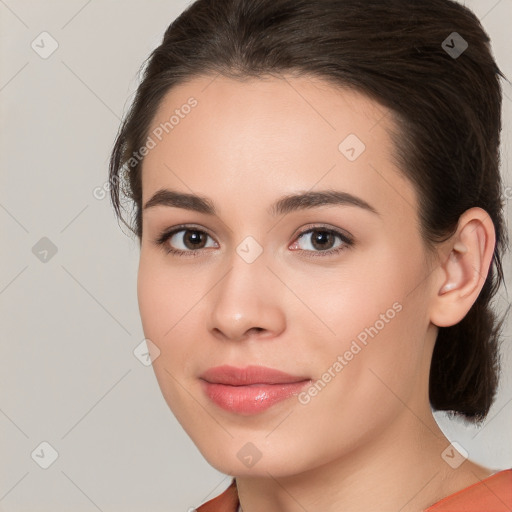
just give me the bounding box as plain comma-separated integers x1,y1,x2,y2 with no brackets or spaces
145,74,389,151
141,74,417,222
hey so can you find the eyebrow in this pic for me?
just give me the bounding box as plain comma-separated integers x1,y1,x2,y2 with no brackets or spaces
143,188,379,217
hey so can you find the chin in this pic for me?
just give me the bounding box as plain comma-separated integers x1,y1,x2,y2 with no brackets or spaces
196,440,309,479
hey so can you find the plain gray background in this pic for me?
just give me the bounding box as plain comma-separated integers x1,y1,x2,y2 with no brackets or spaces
1,1,511,510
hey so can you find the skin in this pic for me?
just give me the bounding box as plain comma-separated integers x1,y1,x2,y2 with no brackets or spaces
137,74,496,512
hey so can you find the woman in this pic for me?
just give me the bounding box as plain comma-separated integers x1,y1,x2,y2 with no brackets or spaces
109,0,511,510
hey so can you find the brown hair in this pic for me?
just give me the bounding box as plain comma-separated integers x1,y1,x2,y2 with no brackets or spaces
109,0,510,423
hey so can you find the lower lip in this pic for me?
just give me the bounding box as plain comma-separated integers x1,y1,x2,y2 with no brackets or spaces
201,380,311,415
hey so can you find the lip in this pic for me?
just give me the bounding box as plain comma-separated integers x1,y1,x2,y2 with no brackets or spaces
199,365,311,415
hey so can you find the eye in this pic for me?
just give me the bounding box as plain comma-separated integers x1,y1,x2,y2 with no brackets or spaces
153,224,354,258
154,225,218,257
289,226,353,258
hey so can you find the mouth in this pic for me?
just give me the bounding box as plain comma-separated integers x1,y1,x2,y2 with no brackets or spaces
199,365,312,415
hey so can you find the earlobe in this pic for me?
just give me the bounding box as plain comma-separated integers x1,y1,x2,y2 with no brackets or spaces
430,208,495,327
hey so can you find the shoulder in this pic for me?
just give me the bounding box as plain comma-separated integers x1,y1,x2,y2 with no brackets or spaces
195,478,239,512
425,468,512,511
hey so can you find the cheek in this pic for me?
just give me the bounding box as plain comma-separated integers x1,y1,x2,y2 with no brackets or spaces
295,245,429,380
137,257,198,415
137,253,186,338
137,268,164,341
290,258,405,342
137,257,187,391
137,253,204,371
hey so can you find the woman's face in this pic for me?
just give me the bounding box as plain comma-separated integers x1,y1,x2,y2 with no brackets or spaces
137,74,441,476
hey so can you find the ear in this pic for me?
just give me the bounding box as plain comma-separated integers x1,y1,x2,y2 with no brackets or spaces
429,207,496,328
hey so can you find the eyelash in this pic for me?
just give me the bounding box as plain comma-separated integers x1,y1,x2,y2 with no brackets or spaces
153,224,354,259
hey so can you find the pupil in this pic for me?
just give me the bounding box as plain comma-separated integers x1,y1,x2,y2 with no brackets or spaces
314,231,331,249
188,231,203,246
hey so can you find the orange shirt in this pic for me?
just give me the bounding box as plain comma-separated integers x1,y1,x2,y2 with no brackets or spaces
195,469,512,511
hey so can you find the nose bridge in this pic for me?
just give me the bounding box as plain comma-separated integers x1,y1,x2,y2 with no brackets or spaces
219,231,269,294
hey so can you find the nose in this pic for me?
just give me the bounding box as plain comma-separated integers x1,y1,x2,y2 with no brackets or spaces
206,251,286,342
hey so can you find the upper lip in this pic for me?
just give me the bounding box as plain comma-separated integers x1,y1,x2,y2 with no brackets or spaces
200,365,310,386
